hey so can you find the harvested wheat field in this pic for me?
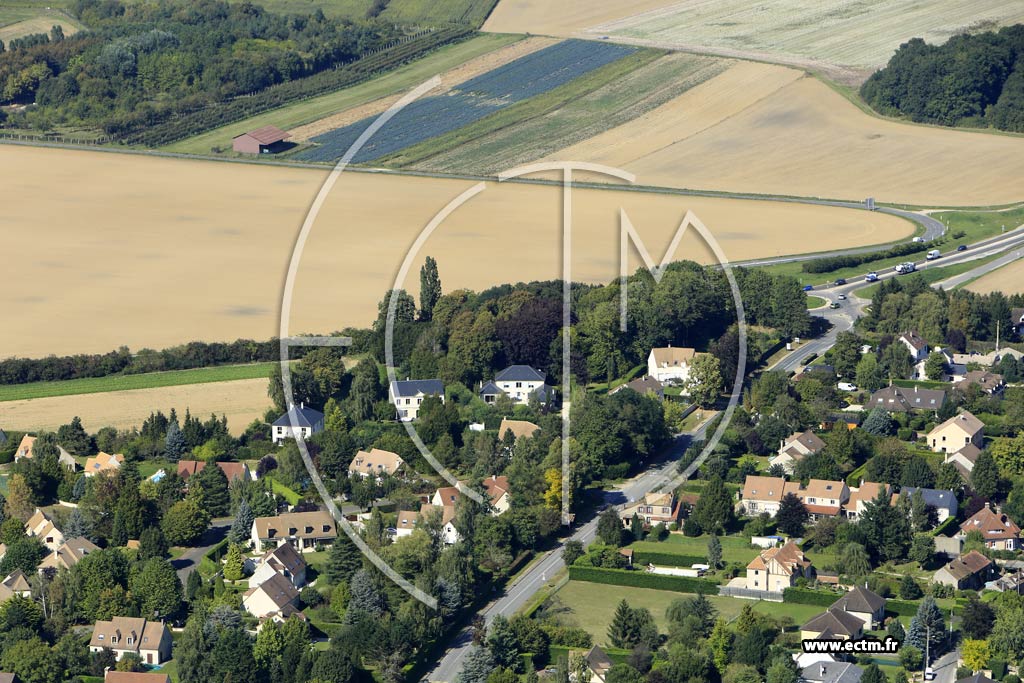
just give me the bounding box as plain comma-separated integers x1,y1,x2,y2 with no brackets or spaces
592,0,1024,74
0,16,79,44
288,36,559,142
483,0,679,37
0,145,910,358
551,62,1024,207
0,379,270,435
966,259,1024,296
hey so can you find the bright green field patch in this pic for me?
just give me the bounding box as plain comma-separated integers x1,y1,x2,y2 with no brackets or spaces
218,0,497,26
631,534,760,564
410,52,729,174
549,581,824,646
806,295,828,309
163,33,522,155
0,363,278,402
267,475,302,505
932,205,1024,244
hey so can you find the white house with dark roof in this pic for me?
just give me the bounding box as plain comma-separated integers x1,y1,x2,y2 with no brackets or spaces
894,487,957,523
389,379,444,421
899,331,929,362
249,542,307,589
251,510,337,552
243,571,300,619
480,365,549,405
272,403,324,444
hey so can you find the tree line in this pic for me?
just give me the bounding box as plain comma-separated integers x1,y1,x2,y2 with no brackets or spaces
861,24,1024,131
0,0,403,135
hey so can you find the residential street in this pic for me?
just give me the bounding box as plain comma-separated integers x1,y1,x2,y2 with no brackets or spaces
170,517,234,583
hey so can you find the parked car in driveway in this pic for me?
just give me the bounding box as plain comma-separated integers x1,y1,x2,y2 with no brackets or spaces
838,382,857,391
865,272,878,282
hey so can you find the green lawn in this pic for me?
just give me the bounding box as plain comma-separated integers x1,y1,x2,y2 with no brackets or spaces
630,534,760,564
163,34,521,155
806,295,827,309
0,362,278,402
267,476,302,505
548,581,824,646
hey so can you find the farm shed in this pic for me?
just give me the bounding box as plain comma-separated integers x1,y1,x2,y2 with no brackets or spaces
232,125,290,154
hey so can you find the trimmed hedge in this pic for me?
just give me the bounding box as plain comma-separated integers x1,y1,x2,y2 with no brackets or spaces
884,599,920,617
632,551,705,568
568,565,719,594
782,586,841,607
932,515,959,537
801,238,942,274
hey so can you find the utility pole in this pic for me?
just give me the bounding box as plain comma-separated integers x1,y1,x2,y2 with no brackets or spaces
925,624,931,679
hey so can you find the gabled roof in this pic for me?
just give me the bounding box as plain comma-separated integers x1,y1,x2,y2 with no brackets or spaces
495,365,545,382
741,475,787,503
802,607,863,638
15,434,35,459
2,570,30,593
234,124,289,145
783,430,826,454
84,451,124,473
89,617,168,652
261,542,306,577
941,550,993,580
0,673,15,683
482,475,510,506
252,510,337,541
177,460,250,482
349,448,404,476
961,507,1020,540
649,346,697,366
898,487,957,514
958,673,995,683
957,370,1005,393
930,410,984,439
899,330,928,351
479,381,502,396
244,571,299,610
272,404,324,429
801,661,863,683
40,536,98,571
498,418,540,440
950,443,982,464
847,482,889,510
434,486,461,506
801,479,846,501
585,645,612,677
831,585,885,615
390,379,444,398
610,375,664,397
869,385,946,412
418,503,457,526
1011,308,1024,324
397,510,419,530
747,539,810,575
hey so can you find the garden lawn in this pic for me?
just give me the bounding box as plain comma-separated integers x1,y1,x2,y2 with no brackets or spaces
630,534,759,564
549,581,827,646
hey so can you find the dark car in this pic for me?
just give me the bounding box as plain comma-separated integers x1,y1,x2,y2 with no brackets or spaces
834,278,847,285
957,244,968,252
802,285,814,291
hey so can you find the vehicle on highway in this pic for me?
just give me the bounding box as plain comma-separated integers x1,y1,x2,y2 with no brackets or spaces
834,278,847,285
895,262,916,274
865,272,878,282
926,249,941,260
829,302,841,309
957,244,968,252
838,382,857,391
913,236,925,243
802,285,814,291
838,293,847,300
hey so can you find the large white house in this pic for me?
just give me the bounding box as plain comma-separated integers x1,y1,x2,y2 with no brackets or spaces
647,346,698,384
89,617,173,665
479,365,550,405
25,508,64,551
251,510,338,553
248,542,307,589
348,448,404,480
271,403,324,444
389,379,444,421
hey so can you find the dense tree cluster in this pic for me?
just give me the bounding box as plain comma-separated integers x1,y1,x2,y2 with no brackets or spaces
0,0,400,134
862,25,1024,131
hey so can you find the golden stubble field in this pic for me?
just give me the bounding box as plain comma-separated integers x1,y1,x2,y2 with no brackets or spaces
0,379,270,435
550,62,1024,207
0,145,910,359
482,0,679,37
966,259,1024,296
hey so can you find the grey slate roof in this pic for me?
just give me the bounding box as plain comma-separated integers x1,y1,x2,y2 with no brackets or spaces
802,661,863,683
803,607,863,638
479,381,502,396
390,379,444,398
272,405,324,428
957,674,995,683
869,385,947,412
495,365,545,382
831,584,885,615
900,487,957,516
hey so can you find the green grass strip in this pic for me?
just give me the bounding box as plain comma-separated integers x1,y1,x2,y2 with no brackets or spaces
375,48,665,168
0,362,277,402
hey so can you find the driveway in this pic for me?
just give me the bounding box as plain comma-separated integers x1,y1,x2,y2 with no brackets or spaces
170,517,233,583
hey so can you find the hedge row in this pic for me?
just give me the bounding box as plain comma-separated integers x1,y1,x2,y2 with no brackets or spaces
801,238,942,274
782,586,841,607
632,551,705,568
122,26,472,147
568,565,719,594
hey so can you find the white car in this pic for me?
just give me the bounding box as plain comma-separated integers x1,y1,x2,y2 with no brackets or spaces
838,382,857,392
913,236,926,243
865,272,878,282
838,293,847,300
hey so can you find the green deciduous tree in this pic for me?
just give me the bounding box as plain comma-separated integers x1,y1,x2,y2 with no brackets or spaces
775,493,809,536
419,256,442,321
162,499,210,546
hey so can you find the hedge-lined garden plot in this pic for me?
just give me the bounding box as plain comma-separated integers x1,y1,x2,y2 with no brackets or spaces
295,39,638,163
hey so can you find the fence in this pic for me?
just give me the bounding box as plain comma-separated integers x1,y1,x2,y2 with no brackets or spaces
0,131,111,145
719,586,784,602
